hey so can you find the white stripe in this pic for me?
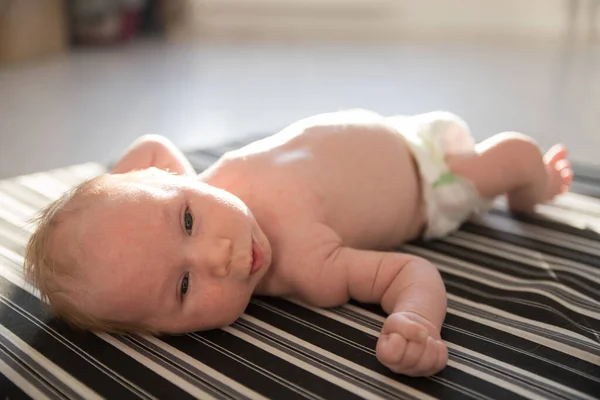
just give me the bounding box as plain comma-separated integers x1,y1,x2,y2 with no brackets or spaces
55,163,105,186
345,297,600,367
0,209,33,233
444,358,548,400
0,191,37,215
286,298,381,334
405,245,600,318
98,333,215,400
475,213,600,255
295,298,600,364
337,304,599,398
0,249,39,299
448,294,600,365
229,315,435,400
0,324,103,400
440,235,600,300
0,222,29,246
447,343,597,400
293,302,575,400
450,231,600,280
495,193,600,220
16,173,73,201
0,255,191,399
0,296,154,398
188,332,323,398
253,299,373,353
555,192,600,212
0,358,53,400
536,204,600,231
144,336,269,400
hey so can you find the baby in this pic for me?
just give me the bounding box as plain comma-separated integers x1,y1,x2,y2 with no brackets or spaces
24,110,572,377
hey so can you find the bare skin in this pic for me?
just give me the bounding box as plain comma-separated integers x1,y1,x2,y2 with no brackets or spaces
73,110,571,377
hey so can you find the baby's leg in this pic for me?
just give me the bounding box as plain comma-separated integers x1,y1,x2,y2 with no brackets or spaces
446,132,573,212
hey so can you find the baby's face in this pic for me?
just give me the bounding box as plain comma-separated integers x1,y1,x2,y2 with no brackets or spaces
66,169,272,333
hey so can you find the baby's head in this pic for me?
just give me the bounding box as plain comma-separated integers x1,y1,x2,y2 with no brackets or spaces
24,168,271,334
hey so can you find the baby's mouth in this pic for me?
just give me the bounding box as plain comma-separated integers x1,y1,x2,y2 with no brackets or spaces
250,239,264,275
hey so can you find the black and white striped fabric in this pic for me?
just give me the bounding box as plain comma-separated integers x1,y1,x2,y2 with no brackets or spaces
1,137,599,399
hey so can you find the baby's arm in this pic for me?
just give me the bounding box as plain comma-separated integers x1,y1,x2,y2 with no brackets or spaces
111,135,196,176
324,247,448,376
447,133,572,212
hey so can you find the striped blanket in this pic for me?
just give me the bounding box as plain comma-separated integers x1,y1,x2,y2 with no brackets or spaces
1,139,599,399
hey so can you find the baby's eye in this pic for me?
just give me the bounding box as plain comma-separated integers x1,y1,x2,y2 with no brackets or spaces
184,208,193,235
181,273,189,298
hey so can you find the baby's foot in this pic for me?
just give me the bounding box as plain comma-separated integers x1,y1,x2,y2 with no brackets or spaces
543,144,573,201
376,312,448,377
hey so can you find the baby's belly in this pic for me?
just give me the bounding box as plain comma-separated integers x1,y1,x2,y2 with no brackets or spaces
304,123,425,249
225,112,426,250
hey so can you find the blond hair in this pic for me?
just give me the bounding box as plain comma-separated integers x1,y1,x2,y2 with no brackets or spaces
23,175,156,335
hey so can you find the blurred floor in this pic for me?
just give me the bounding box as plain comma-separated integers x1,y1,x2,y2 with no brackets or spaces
0,38,598,179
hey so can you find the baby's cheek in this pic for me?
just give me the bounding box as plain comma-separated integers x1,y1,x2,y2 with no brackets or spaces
209,284,252,326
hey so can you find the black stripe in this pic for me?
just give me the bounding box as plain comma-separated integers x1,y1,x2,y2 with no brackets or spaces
233,319,414,400
403,247,600,334
447,298,600,368
490,209,600,241
443,313,600,398
416,240,600,301
0,344,63,399
347,300,600,398
244,298,519,400
2,135,600,400
0,374,34,399
161,328,362,400
0,277,193,400
438,272,600,344
344,299,600,382
0,333,84,400
460,223,600,268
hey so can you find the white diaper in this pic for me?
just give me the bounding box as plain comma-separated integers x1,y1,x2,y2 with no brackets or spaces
387,112,493,239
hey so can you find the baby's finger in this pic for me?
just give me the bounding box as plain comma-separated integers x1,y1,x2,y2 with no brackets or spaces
400,338,430,371
376,333,408,366
406,337,439,376
382,313,428,343
434,340,449,373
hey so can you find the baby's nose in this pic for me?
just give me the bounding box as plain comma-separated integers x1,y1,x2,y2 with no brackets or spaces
206,237,232,278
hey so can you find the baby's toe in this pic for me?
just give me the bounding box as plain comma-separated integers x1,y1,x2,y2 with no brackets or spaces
555,159,571,171
561,168,573,191
544,144,568,166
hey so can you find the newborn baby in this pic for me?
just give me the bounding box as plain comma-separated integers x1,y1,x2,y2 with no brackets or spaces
24,110,572,377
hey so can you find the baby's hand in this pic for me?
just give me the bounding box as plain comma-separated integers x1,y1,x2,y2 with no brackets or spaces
376,312,448,376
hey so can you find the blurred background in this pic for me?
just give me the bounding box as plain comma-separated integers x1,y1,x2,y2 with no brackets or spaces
0,0,598,179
